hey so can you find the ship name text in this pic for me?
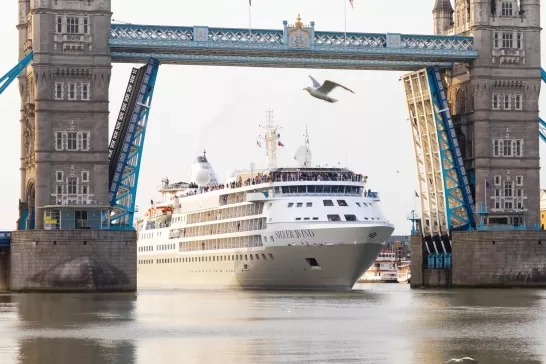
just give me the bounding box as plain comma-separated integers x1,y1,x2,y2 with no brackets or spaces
275,229,315,239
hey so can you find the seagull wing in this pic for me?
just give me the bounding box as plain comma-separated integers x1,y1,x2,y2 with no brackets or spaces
317,80,355,95
308,75,321,88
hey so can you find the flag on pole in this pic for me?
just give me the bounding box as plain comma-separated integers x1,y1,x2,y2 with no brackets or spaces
349,0,354,9
485,180,491,189
277,141,285,147
415,191,419,198
256,140,261,148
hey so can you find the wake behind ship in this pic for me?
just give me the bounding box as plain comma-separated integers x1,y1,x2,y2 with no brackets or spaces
136,111,395,291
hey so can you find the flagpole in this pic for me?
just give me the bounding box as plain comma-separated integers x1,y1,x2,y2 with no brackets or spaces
248,0,252,41
344,0,347,46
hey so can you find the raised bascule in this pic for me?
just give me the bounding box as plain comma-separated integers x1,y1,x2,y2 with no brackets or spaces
0,0,543,291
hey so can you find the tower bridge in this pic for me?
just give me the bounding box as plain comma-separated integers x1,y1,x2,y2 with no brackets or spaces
0,0,543,291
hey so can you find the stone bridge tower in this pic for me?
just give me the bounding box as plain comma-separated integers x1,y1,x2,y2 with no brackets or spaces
12,0,136,292
18,0,112,230
433,0,541,227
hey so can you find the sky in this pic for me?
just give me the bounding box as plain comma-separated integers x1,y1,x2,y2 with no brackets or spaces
0,0,544,234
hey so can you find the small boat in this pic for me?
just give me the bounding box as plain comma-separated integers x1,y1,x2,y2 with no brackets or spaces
397,261,411,284
357,250,398,283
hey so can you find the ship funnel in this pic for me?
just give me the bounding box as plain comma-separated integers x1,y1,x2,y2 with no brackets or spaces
188,151,219,187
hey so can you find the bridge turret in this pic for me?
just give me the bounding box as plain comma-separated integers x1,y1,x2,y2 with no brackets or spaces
433,0,454,35
20,0,112,229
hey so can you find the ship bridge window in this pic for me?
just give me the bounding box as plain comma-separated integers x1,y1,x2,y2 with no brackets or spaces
313,217,319,220
296,217,302,221
323,200,334,206
306,202,312,207
355,202,361,207
337,200,348,206
287,203,294,208
304,217,310,220
298,186,306,193
296,203,303,207
327,214,341,221
344,214,358,221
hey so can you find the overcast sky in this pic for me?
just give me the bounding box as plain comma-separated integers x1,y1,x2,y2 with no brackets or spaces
0,0,545,234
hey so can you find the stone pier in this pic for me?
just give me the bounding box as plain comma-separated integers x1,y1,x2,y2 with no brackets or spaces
10,230,136,292
411,230,546,288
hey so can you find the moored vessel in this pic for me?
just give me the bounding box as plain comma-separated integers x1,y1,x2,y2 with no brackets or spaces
357,250,399,283
136,110,395,290
397,262,411,284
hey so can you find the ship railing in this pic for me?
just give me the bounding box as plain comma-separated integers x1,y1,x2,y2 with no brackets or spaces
168,222,265,239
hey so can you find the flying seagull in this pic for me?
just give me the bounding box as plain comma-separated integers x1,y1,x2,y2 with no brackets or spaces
445,357,476,363
303,75,355,103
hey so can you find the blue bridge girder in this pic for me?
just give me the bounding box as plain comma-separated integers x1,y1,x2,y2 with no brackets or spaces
108,58,160,227
0,51,33,96
109,22,478,70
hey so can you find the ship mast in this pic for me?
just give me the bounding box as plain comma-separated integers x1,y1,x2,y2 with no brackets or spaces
303,124,310,167
258,109,282,169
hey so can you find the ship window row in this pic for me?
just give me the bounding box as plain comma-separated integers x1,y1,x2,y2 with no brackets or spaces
158,243,175,251
287,202,313,208
170,218,266,239
296,214,380,222
179,235,263,252
186,202,264,225
275,185,363,196
138,246,154,252
140,231,165,239
143,252,275,265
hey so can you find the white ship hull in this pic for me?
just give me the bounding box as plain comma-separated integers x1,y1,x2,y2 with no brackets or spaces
138,224,394,291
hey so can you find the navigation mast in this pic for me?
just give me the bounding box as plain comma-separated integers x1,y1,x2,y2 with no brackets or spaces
258,109,282,169
303,124,310,167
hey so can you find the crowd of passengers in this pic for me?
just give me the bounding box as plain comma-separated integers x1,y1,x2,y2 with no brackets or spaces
178,171,366,198
270,171,365,182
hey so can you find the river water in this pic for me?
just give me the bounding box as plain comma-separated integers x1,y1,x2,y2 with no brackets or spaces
0,284,545,364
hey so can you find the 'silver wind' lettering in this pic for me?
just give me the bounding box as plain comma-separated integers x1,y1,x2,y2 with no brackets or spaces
275,229,315,239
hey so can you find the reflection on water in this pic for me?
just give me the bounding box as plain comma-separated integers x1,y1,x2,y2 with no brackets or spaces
0,285,545,363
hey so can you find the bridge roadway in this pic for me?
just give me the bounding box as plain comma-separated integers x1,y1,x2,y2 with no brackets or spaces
109,20,477,70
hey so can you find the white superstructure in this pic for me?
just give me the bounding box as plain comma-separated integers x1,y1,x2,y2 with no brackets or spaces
136,111,395,291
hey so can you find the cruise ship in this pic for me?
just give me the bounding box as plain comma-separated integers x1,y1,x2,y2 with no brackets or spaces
136,111,395,291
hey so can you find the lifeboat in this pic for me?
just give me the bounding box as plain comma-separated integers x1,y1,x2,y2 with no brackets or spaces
144,206,173,223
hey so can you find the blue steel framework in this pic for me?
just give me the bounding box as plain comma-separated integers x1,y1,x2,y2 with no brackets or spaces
402,68,474,255
108,58,160,227
0,51,33,95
